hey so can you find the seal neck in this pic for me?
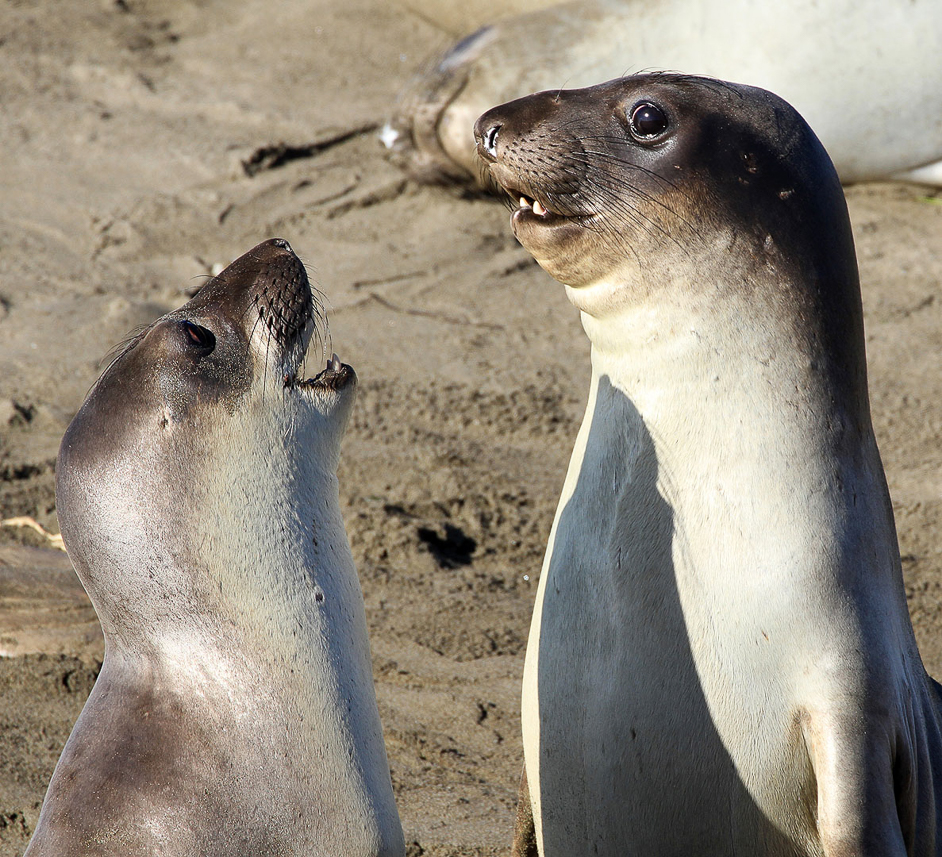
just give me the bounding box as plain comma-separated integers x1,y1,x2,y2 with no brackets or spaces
579,282,878,516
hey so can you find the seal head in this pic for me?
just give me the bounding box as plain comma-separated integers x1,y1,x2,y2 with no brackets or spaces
56,239,357,643
475,74,867,414
28,239,404,857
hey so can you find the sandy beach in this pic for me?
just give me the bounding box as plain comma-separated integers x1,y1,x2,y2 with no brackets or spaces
0,1,940,854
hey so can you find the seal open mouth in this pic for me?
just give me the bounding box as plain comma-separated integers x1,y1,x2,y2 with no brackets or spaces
482,165,588,251
517,194,548,218
507,189,571,229
286,352,355,394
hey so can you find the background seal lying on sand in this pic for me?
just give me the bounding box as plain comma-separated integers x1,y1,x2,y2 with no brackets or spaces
389,0,942,187
475,75,942,855
25,239,405,857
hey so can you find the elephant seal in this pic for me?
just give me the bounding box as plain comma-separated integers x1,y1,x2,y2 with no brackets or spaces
389,0,942,187
25,239,405,857
474,75,942,855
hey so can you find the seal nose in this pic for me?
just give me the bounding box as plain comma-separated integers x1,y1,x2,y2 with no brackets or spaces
474,120,502,163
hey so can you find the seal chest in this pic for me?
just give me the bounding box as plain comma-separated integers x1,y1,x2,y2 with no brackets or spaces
26,239,405,857
475,75,942,855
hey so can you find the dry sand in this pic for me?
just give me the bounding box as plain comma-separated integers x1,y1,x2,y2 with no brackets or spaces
0,1,940,854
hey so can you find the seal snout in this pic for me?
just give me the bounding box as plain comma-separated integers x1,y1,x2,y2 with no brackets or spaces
474,100,583,230
247,238,316,349
241,241,354,396
474,117,549,215
184,239,353,399
473,102,517,166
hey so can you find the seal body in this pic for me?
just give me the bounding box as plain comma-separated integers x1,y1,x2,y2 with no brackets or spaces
474,75,942,855
26,240,405,857
390,0,942,187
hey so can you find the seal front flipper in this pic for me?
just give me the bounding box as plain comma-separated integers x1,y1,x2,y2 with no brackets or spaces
804,674,942,856
803,711,908,856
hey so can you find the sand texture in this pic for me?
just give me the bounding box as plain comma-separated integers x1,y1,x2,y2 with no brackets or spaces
0,1,940,854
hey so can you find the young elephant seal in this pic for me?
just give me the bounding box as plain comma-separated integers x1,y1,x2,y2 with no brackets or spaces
474,76,942,855
26,239,405,857
389,0,942,187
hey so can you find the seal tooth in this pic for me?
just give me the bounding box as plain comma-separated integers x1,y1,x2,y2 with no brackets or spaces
329,353,342,372
519,196,531,210
533,199,547,217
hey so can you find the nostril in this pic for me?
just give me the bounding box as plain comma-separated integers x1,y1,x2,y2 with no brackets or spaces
483,123,501,157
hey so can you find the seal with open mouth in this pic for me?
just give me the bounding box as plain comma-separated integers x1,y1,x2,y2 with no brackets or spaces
387,0,942,187
24,239,405,857
475,75,942,855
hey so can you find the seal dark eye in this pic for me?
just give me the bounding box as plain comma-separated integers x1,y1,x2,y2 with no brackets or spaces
629,101,669,140
180,321,215,354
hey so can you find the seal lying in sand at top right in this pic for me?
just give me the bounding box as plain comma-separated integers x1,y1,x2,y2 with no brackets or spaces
388,0,942,188
25,239,404,857
474,74,942,855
